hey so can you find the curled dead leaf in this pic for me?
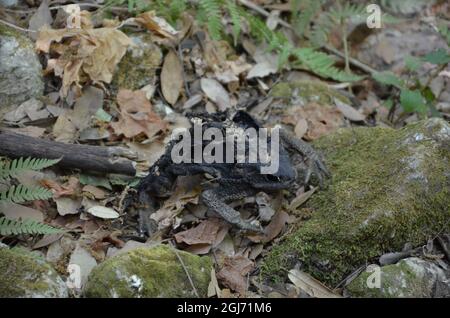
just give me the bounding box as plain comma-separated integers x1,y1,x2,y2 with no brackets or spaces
36,26,131,96
135,11,178,39
111,89,167,139
216,255,254,295
174,218,230,254
200,78,231,111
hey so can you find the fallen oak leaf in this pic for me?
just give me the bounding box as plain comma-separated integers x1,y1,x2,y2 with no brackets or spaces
216,255,254,295
36,25,132,96
40,177,80,198
174,218,230,254
110,89,167,139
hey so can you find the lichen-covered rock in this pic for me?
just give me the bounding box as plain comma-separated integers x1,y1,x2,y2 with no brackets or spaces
0,24,44,114
263,118,450,286
111,33,162,91
83,245,212,298
0,247,68,298
270,81,351,106
345,258,450,298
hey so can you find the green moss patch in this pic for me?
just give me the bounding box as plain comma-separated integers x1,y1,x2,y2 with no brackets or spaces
0,247,68,298
83,245,212,298
112,34,162,91
270,81,351,105
262,119,450,286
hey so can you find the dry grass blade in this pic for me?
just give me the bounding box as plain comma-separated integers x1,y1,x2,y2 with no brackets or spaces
288,269,342,298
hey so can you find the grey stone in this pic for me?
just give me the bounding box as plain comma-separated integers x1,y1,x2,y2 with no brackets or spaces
0,24,44,115
345,257,450,298
0,247,68,298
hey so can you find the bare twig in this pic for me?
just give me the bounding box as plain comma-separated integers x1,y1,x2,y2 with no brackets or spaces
0,18,36,33
169,241,200,298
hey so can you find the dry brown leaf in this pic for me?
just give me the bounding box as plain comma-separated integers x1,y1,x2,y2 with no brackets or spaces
247,211,290,243
200,78,231,111
294,118,308,139
150,176,202,229
41,176,80,198
215,56,252,83
36,26,131,96
52,113,77,143
334,98,366,122
288,187,317,211
246,61,277,79
111,89,167,139
33,233,64,249
55,197,82,216
135,11,178,39
82,185,106,200
283,103,344,141
161,50,183,105
175,218,230,254
288,269,342,298
216,255,254,294
0,202,44,222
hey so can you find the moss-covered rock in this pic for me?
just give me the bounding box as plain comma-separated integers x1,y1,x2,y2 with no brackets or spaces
111,33,162,91
262,118,450,286
0,24,44,115
270,81,351,106
0,247,68,298
345,258,450,298
83,245,212,298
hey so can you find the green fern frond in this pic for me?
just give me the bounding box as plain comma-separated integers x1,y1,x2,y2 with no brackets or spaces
0,157,60,180
292,48,363,82
0,217,63,236
225,0,241,46
310,2,367,47
291,0,321,38
199,0,223,41
0,185,53,204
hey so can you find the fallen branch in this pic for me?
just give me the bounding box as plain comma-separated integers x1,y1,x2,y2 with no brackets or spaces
0,130,137,176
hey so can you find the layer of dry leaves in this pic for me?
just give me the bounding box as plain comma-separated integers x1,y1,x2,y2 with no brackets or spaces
1,0,448,299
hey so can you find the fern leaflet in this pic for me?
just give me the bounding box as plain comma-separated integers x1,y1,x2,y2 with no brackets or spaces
0,157,60,180
199,0,223,41
225,0,241,46
0,217,63,236
0,185,53,204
